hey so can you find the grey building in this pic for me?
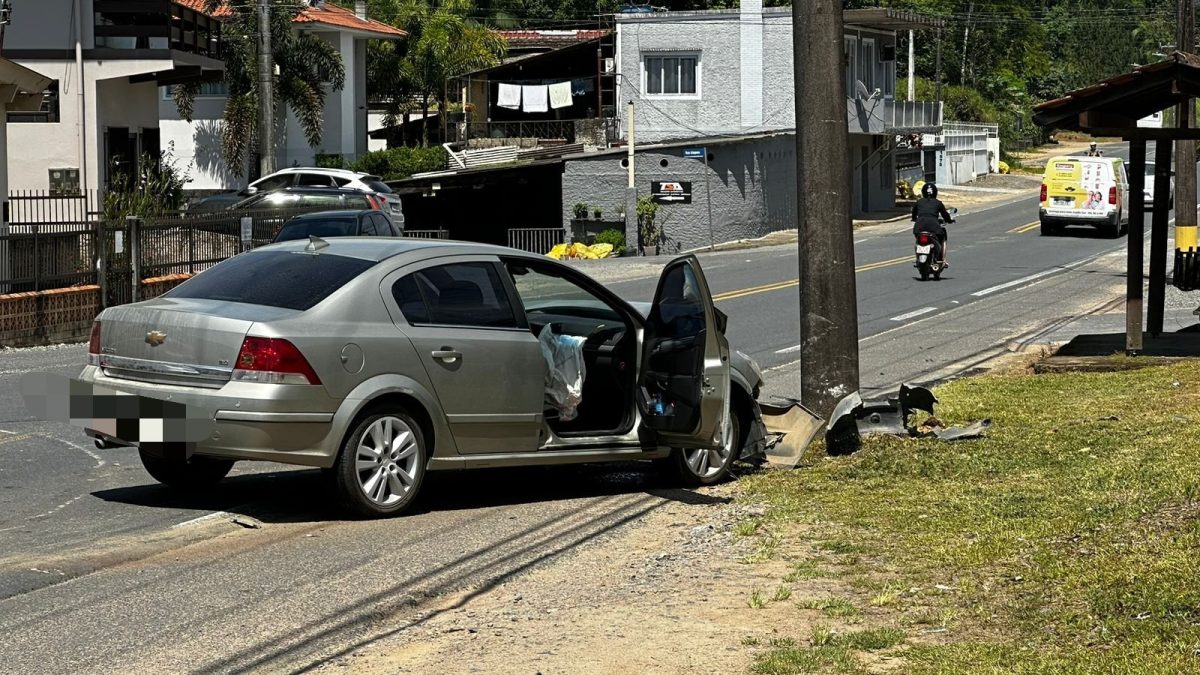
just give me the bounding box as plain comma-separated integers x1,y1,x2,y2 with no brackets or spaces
615,3,943,216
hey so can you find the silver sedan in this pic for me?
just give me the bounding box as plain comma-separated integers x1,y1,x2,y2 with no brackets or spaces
77,238,768,517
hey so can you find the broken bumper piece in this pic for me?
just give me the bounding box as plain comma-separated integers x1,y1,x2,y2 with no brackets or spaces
826,384,990,454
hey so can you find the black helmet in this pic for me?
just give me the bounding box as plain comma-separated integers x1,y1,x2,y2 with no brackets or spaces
921,182,938,199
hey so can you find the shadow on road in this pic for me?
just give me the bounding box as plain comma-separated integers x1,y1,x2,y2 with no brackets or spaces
90,462,732,525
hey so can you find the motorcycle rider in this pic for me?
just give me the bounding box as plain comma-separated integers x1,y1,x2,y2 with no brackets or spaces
911,182,953,266
1087,142,1104,157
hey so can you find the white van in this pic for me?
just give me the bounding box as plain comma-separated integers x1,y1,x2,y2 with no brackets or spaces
1038,156,1131,237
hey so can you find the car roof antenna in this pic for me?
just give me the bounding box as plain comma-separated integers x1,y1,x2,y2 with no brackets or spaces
304,235,330,255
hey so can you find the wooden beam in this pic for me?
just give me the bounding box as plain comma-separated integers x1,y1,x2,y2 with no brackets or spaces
1079,110,1136,128
1127,139,1147,355
1084,127,1200,140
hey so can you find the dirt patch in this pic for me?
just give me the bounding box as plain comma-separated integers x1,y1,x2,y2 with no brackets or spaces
312,484,868,674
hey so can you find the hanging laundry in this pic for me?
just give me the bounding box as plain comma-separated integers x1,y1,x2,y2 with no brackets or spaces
548,81,573,109
522,85,548,113
497,83,521,110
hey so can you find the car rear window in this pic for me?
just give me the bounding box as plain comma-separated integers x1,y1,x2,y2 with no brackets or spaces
165,250,375,311
362,178,393,194
275,217,358,242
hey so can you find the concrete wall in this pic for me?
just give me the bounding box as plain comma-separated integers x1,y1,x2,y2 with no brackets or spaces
562,134,803,253
4,0,90,52
617,9,898,144
5,61,82,191
159,90,237,190
159,28,370,190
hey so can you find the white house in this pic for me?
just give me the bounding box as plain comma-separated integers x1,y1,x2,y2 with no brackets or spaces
4,0,403,194
167,0,405,191
4,0,226,193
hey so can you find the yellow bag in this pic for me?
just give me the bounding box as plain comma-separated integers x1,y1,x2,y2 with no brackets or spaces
546,243,569,259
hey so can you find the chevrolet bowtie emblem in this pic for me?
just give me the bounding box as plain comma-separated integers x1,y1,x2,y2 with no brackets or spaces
145,331,167,346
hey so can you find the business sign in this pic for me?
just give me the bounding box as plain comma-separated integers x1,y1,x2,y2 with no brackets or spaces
682,147,706,159
651,181,692,204
240,216,253,247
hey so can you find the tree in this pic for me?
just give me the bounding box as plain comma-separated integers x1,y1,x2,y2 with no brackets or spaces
173,0,345,178
367,0,506,146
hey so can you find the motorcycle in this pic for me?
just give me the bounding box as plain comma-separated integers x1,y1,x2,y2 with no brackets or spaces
914,207,956,281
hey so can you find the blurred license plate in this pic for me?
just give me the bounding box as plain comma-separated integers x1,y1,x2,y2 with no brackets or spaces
1053,197,1073,206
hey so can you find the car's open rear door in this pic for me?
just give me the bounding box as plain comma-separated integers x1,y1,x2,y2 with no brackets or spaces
637,255,729,449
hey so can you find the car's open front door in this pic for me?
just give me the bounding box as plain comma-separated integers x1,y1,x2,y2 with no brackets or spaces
637,255,730,449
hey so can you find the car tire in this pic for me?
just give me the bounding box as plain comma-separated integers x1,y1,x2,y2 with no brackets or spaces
659,402,744,487
334,408,427,518
139,449,234,489
1040,220,1057,236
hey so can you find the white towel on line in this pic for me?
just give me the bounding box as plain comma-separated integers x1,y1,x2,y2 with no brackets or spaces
497,83,521,109
548,81,573,109
522,85,548,113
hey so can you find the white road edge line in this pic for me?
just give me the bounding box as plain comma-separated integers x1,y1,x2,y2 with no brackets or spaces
970,252,1111,298
0,429,15,434
890,306,938,322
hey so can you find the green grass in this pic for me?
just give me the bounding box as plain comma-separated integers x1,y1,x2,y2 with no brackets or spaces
742,361,1200,672
798,597,862,618
753,626,906,674
783,560,825,582
749,589,768,609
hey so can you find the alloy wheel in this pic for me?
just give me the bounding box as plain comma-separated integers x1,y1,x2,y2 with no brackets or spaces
683,411,736,479
355,416,420,506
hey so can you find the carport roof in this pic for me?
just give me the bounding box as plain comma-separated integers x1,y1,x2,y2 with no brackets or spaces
1033,51,1200,137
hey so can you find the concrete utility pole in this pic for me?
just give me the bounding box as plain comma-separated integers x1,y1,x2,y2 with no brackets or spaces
257,0,276,179
1175,0,1197,289
793,0,859,417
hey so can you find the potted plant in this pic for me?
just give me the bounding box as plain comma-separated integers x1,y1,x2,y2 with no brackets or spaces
573,202,589,220
593,207,602,220
637,195,660,256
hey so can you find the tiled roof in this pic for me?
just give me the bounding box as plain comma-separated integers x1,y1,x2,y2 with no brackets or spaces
175,1,406,37
496,29,609,43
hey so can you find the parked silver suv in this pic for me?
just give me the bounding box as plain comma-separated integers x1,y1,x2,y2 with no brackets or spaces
79,239,767,517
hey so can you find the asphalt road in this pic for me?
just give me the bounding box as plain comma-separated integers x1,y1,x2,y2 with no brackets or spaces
0,142,1188,672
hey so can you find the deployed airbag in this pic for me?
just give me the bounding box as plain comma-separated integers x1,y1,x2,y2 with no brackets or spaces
538,325,587,422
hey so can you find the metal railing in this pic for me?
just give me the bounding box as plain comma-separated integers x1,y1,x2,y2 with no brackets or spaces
405,229,451,239
508,228,564,254
460,120,578,144
0,226,98,294
7,190,101,232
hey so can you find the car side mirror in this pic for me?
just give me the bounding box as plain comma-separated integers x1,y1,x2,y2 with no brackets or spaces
239,186,257,197
947,207,959,216
714,307,729,335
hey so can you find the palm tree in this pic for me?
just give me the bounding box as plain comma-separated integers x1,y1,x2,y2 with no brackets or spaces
368,0,506,146
173,0,345,177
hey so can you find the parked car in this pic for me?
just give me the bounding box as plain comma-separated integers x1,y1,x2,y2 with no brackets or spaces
80,239,767,517
272,210,402,243
1142,164,1175,208
187,167,405,224
1038,155,1131,237
230,186,384,211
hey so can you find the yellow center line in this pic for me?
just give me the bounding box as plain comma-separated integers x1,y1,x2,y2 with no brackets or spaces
1008,220,1041,234
710,255,911,303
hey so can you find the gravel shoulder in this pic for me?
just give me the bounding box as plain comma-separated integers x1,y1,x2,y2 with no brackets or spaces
314,481,845,675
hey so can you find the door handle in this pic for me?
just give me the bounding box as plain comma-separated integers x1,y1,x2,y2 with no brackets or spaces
432,349,462,363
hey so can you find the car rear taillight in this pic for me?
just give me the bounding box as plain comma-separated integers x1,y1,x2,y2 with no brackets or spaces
1040,183,1047,202
1109,186,1117,205
87,321,101,366
917,233,931,245
233,337,321,385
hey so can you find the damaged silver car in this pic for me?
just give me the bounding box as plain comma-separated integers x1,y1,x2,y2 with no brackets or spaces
77,238,771,517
